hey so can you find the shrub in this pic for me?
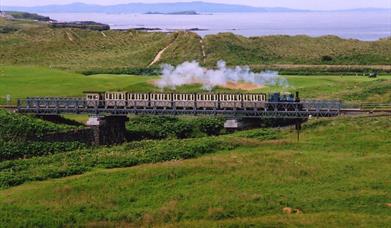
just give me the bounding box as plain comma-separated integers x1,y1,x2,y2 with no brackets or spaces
126,116,225,140
199,118,225,136
0,110,72,141
0,140,86,161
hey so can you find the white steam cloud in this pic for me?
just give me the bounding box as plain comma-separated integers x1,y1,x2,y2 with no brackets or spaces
155,60,288,90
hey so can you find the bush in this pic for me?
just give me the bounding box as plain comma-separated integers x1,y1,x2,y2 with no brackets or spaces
0,140,86,161
82,67,161,76
126,116,225,140
199,118,225,136
321,55,333,62
0,110,72,142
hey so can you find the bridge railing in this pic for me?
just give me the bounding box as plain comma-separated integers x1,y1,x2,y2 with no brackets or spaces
16,97,342,118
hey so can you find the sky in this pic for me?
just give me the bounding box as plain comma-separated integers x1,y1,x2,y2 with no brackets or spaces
2,0,391,10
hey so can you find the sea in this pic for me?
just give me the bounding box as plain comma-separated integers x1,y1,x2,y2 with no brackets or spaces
42,12,391,41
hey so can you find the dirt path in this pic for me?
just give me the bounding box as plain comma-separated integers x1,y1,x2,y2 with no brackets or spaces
65,31,74,42
148,35,178,67
200,38,206,64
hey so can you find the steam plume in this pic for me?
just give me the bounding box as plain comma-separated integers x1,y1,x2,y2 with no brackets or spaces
155,60,288,90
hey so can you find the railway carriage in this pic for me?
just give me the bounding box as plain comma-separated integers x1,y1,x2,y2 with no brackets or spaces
242,93,267,109
105,92,127,108
196,93,219,109
85,92,104,107
150,93,172,108
219,93,242,109
173,93,195,108
127,93,149,108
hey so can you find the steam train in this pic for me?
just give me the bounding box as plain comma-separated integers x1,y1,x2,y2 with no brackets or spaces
82,91,300,110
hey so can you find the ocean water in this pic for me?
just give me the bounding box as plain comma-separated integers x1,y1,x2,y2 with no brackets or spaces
43,12,391,41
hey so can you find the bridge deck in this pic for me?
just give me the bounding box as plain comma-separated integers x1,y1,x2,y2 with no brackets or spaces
16,98,342,119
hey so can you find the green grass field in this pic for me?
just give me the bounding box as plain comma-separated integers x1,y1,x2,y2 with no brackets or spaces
1,15,390,227
0,116,389,226
1,65,390,104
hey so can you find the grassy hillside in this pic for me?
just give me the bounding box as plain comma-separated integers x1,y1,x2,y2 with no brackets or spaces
0,116,389,226
1,18,390,73
0,18,175,71
1,66,390,104
204,33,391,66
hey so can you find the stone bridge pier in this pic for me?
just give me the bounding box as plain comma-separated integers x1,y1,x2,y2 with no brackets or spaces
86,116,129,145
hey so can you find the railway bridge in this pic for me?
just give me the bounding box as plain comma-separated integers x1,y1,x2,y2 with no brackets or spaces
16,98,342,118
7,98,390,145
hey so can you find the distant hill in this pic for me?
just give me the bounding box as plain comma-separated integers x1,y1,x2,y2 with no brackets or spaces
3,2,309,13
2,11,52,21
145,11,200,15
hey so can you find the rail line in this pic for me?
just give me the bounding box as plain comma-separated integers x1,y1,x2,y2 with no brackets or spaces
14,98,342,119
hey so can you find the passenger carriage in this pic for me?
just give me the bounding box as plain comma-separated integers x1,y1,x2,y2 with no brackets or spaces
196,93,218,109
219,93,242,109
127,93,149,108
173,93,195,108
85,92,104,108
105,92,127,108
242,93,266,109
150,93,172,108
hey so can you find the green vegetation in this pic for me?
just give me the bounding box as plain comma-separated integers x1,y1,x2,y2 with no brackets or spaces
0,141,85,161
50,21,110,31
1,18,390,73
127,116,225,140
0,137,238,189
1,65,390,105
0,14,390,227
204,33,391,66
0,17,175,71
0,116,389,226
0,110,72,141
0,109,86,161
0,66,157,104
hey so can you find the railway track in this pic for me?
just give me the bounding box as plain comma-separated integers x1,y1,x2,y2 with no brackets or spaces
3,103,391,116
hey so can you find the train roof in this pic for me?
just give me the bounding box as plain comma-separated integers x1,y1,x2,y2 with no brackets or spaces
84,91,267,95
83,91,105,94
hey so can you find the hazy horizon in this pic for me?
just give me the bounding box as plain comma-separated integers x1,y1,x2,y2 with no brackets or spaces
2,0,391,11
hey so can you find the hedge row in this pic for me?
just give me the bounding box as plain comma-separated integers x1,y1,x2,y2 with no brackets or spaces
0,140,86,161
0,137,237,188
127,116,225,140
0,110,72,141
